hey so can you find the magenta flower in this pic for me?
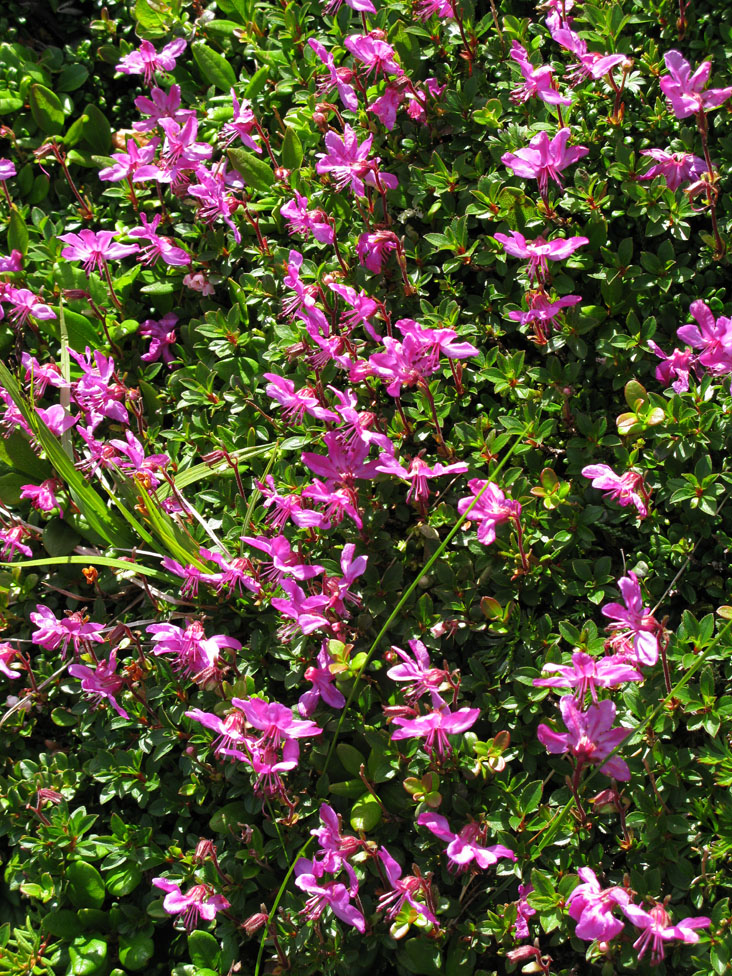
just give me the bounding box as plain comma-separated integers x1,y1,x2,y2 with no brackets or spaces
232,696,322,748
534,651,643,703
377,454,468,507
316,125,398,197
508,292,582,331
133,85,194,133
280,191,335,244
108,430,170,488
391,701,479,758
117,38,187,86
185,705,248,756
197,549,261,596
4,288,57,327
639,149,707,191
416,0,455,18
676,300,732,375
344,33,402,78
139,313,178,366
514,884,536,940
509,41,572,106
537,695,631,780
302,431,385,487
502,128,589,199
30,605,105,658
263,373,338,424
0,525,32,560
69,647,129,719
0,159,17,180
98,138,159,182
622,903,710,964
221,89,261,151
58,229,139,276
308,39,359,112
387,638,449,702
494,231,588,283
395,318,479,360
551,27,630,85
322,0,376,13
377,848,437,925
417,812,516,873
368,82,406,129
298,641,346,717
294,859,366,932
147,620,241,683
241,533,324,583
187,165,241,242
648,340,693,393
69,347,128,430
581,464,649,518
152,877,229,932
457,479,521,545
128,213,190,266
601,573,660,667
567,868,630,941
660,49,732,118
20,479,63,515
0,249,22,272
0,643,21,679
228,738,301,798
356,230,399,272
301,479,363,530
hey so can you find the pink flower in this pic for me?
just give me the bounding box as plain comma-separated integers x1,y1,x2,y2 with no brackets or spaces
68,647,129,719
221,89,261,151
387,638,449,702
601,573,660,667
146,620,241,683
127,213,190,266
648,340,693,393
108,430,170,488
187,165,241,242
226,738,301,798
378,848,437,925
20,479,63,515
140,313,178,366
231,696,322,747
0,249,22,272
660,49,732,118
263,373,338,424
457,479,521,545
508,292,582,331
567,868,630,941
133,85,194,133
316,125,398,198
117,38,187,86
677,300,732,375
416,0,455,18
280,191,335,244
298,642,346,717
514,884,536,940
509,41,572,106
537,695,631,780
391,701,480,757
622,903,710,964
494,231,588,283
0,643,21,679
417,812,516,873
322,0,375,13
294,859,366,932
183,271,214,295
58,229,139,276
152,878,229,931
581,464,649,518
4,288,57,327
0,525,32,560
639,149,707,191
185,705,248,756
69,347,128,430
533,651,643,703
551,27,630,85
356,230,399,272
344,33,402,78
98,138,159,182
302,431,385,486
377,454,468,507
308,39,359,112
368,82,407,129
502,128,589,198
30,605,105,658
0,159,16,180
241,533,324,583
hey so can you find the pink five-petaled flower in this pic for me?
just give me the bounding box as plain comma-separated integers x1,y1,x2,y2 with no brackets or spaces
457,479,521,546
376,454,468,507
133,84,194,133
58,229,139,276
146,620,241,684
316,125,398,198
20,479,62,515
551,26,630,86
185,705,248,756
417,812,516,873
677,299,732,375
0,525,33,560
263,373,338,424
356,230,399,272
533,651,643,703
502,128,589,199
537,695,631,780
660,50,732,119
308,39,359,112
221,89,261,151
514,884,537,940
0,159,17,180
98,138,159,182
30,605,104,658
280,191,335,244
294,858,366,932
416,0,455,18
127,213,190,267
378,847,437,925
509,41,572,106
68,647,129,719
390,700,479,758
152,877,229,932
240,533,324,583
322,0,376,13
567,867,631,941
4,288,57,328
581,464,649,518
0,643,22,679
230,738,301,798
648,340,694,393
139,312,179,366
232,696,322,748
639,149,707,191
387,638,450,703
298,641,346,717
622,902,710,964
117,38,187,86
271,581,330,638
344,33,402,78
494,231,588,283
601,572,661,667
508,292,582,333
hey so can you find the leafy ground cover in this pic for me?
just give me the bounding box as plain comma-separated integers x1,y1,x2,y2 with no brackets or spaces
1,0,732,974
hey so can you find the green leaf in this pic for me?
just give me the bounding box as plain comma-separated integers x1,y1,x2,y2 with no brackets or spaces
188,930,221,970
399,938,443,976
245,65,268,99
7,206,28,256
134,0,172,35
43,517,82,556
337,742,366,776
46,306,99,348
281,126,303,170
80,104,112,154
42,909,78,938
227,147,274,192
68,935,108,976
350,793,382,832
29,83,65,134
209,800,249,833
105,863,143,896
0,554,170,581
119,932,155,971
192,42,236,91
0,91,23,114
67,862,106,909
57,64,89,92
0,472,31,505
0,431,52,479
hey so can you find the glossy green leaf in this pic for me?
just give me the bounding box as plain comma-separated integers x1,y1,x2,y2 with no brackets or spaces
192,42,236,91
66,861,105,909
29,83,65,134
227,147,274,192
